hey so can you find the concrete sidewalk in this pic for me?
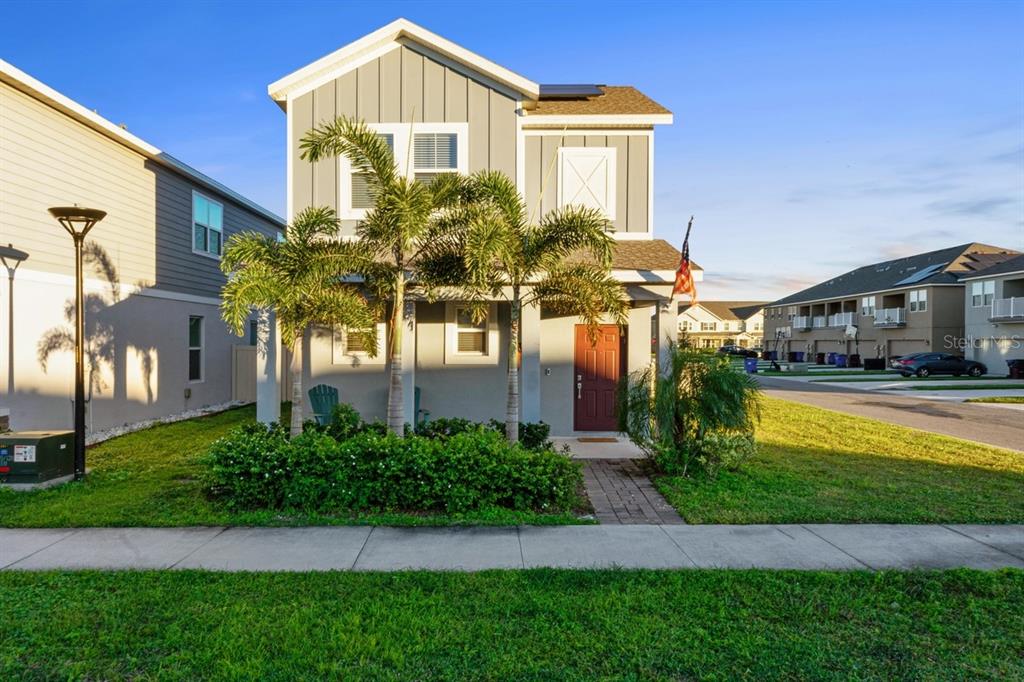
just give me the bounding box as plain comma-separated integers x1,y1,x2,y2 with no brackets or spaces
3,524,1022,572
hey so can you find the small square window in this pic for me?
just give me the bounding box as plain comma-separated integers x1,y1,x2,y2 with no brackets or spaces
456,307,486,354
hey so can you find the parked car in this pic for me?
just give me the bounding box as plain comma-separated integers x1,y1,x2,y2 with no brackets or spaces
718,344,758,358
889,352,986,378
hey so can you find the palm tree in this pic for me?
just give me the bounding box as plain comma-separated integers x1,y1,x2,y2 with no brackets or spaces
299,117,465,435
221,206,377,436
419,170,628,443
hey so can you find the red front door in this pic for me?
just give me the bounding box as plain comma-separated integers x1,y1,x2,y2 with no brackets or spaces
574,325,623,431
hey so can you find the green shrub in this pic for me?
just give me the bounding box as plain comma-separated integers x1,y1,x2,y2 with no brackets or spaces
205,422,581,514
619,344,761,478
486,419,552,451
415,417,480,440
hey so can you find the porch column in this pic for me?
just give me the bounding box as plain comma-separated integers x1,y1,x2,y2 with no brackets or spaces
520,301,541,424
401,300,416,428
255,308,280,424
656,299,678,378
627,304,654,376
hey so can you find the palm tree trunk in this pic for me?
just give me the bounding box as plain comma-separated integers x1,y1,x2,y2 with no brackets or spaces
289,332,304,437
505,293,521,443
386,274,405,436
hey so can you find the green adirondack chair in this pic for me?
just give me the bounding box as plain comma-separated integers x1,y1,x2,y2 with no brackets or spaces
308,384,339,426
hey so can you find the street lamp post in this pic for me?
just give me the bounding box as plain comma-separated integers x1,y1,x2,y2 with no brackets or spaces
48,206,106,481
0,244,29,397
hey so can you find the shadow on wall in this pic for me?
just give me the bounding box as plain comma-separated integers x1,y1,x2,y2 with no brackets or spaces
37,242,157,407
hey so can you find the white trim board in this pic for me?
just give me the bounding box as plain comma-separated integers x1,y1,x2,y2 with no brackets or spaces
267,18,540,105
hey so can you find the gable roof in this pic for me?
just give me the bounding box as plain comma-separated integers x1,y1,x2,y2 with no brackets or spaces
958,253,1024,280
526,86,672,121
770,243,1020,306
268,18,540,106
681,301,767,321
0,59,284,227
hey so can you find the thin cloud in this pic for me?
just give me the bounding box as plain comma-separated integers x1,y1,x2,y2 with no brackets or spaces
926,197,1015,217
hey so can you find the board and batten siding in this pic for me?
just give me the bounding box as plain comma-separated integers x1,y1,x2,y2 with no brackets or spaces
0,81,280,299
290,44,518,234
523,133,649,233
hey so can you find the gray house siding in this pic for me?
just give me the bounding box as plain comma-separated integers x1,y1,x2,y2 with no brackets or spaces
523,133,649,233
291,44,518,235
963,273,1024,372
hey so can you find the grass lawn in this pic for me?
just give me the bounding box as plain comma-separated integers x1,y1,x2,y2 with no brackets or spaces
758,370,889,377
0,405,585,528
656,397,1024,523
966,396,1024,404
807,375,1011,383
1,569,1021,680
887,383,1024,391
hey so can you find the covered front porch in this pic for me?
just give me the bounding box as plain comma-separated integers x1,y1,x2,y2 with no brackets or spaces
252,292,679,437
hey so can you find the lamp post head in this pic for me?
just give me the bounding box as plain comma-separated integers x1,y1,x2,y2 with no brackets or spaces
48,205,106,241
0,243,29,271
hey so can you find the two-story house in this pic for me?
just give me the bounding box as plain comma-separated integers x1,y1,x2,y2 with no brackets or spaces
959,254,1024,372
0,60,283,433
266,19,695,435
678,301,766,349
763,244,1019,363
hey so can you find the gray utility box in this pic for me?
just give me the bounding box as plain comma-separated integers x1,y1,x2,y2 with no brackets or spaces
0,431,75,488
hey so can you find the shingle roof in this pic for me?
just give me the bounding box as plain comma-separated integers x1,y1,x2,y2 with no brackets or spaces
681,301,767,321
958,253,1024,280
528,86,671,117
770,243,1020,306
567,239,692,272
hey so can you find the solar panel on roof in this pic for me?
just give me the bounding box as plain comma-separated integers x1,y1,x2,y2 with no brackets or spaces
893,262,946,285
538,84,603,98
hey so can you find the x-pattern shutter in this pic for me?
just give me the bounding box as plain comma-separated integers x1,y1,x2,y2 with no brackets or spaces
558,148,616,219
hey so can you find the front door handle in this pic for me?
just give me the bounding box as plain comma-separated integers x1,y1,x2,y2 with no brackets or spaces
577,382,582,399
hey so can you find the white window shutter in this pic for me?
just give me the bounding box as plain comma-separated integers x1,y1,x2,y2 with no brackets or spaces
558,148,616,219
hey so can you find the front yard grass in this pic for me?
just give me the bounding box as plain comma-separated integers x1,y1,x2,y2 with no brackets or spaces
656,397,1024,523
966,396,1024,404
1,569,1021,680
887,383,1024,391
0,405,585,528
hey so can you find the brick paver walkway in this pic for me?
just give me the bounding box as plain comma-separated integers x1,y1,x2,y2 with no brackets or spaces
583,459,685,525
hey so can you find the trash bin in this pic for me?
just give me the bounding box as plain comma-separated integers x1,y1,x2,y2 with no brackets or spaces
826,352,837,365
848,354,862,368
787,351,798,362
815,352,826,365
744,357,759,373
863,358,886,370
1008,359,1024,379
835,354,848,368
795,351,805,362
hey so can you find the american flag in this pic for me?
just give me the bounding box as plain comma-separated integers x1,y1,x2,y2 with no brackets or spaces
672,216,697,303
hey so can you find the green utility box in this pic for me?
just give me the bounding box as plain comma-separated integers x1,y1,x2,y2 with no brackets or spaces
0,431,75,489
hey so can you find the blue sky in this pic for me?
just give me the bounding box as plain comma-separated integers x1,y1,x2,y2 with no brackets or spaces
4,0,1022,300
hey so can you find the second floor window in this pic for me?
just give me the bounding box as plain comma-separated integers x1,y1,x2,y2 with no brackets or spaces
192,192,223,257
339,123,467,220
861,296,875,316
909,289,928,312
700,321,716,331
971,280,994,307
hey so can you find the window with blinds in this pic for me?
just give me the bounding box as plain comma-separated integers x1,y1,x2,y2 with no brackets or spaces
413,132,457,184
455,306,486,354
351,134,395,209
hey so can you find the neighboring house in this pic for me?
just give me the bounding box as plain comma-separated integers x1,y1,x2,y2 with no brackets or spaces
266,18,699,435
959,254,1024,373
763,243,1020,361
0,60,284,433
678,301,766,349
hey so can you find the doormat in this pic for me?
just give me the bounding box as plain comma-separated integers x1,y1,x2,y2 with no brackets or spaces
577,437,618,443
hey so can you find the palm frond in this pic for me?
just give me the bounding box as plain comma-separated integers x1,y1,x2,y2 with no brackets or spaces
529,264,628,334
300,116,397,189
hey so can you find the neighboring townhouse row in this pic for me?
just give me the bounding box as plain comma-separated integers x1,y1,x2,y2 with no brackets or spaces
0,60,284,433
267,19,697,435
678,301,766,349
762,243,1020,363
960,254,1024,372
